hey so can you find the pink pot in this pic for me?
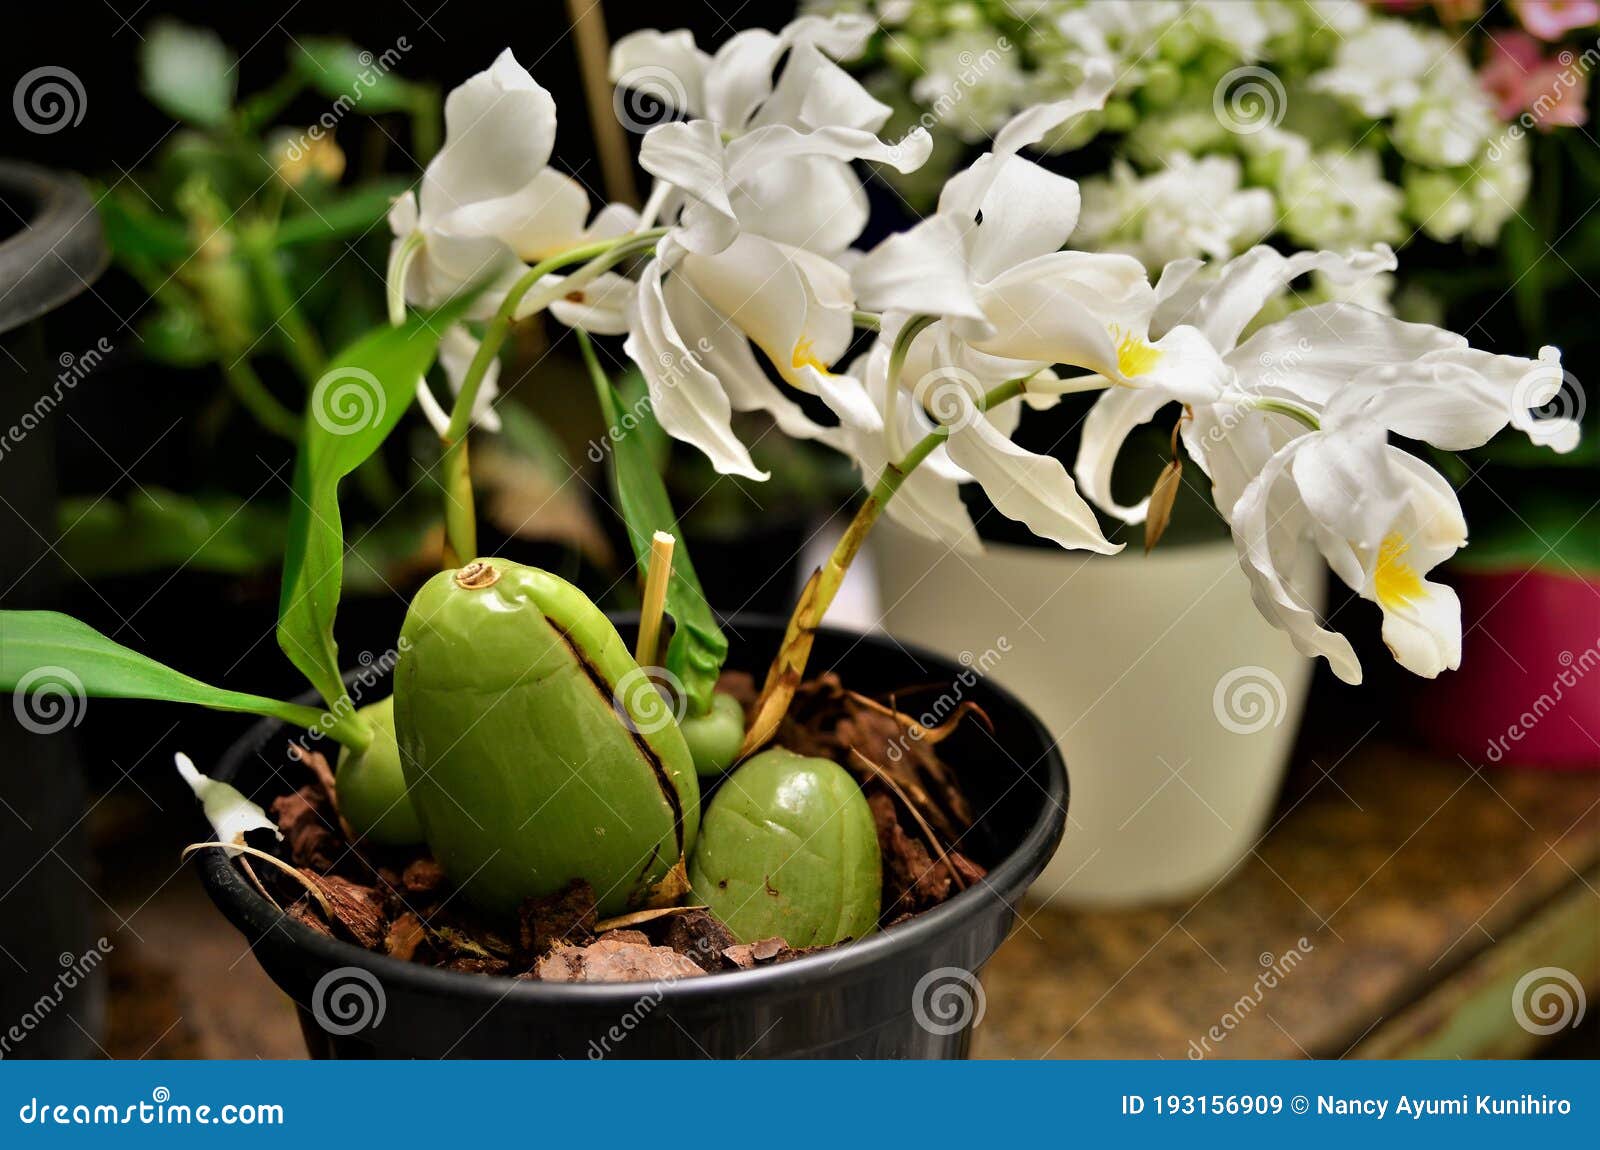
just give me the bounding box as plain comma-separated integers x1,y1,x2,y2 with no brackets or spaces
1412,567,1600,769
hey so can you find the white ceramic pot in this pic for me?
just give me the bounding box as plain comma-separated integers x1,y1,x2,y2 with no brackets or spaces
873,520,1323,908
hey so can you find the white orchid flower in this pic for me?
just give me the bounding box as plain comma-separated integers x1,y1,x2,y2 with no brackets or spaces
841,316,1119,556
612,15,903,257
1074,242,1578,683
616,16,933,479
387,50,595,315
852,64,1230,409
175,752,280,856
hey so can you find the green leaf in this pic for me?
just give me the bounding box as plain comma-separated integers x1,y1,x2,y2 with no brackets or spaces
140,19,236,128
276,179,411,247
277,301,469,711
97,188,193,265
58,489,289,578
1501,214,1547,343
289,37,423,115
0,611,329,733
577,332,728,714
138,307,217,366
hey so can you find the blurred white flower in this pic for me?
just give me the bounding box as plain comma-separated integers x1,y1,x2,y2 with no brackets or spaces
1278,148,1405,251
1077,154,1275,267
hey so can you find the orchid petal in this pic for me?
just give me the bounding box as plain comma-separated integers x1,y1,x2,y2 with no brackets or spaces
625,260,765,480
946,417,1120,554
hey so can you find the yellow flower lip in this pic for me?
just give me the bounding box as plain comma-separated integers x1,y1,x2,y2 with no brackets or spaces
791,337,830,374
1375,532,1425,608
1112,327,1162,378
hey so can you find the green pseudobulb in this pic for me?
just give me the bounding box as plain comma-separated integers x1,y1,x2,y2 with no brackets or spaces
679,691,746,778
689,747,881,947
394,558,700,916
334,695,424,846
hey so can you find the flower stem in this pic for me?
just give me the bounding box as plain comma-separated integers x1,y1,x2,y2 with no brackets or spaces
220,355,301,441
851,310,881,331
884,314,937,457
1250,397,1321,431
739,375,1028,757
437,228,667,564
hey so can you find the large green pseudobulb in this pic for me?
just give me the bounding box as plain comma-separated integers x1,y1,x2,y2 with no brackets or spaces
394,557,700,916
689,747,881,947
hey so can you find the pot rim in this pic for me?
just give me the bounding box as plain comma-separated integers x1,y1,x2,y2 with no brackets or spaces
0,161,108,336
197,615,1067,1005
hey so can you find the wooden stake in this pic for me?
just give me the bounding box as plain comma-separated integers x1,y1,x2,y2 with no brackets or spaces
565,0,641,207
635,530,675,668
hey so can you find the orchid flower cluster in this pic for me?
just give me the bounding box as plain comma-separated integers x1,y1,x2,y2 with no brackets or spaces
383,13,1576,687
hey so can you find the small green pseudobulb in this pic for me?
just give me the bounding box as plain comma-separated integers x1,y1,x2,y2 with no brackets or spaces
689,746,881,947
334,695,424,845
395,558,700,916
679,691,746,777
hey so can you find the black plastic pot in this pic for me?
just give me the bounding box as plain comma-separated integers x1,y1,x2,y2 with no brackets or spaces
197,618,1067,1059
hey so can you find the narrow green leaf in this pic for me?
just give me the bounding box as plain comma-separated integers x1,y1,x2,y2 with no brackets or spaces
0,611,328,732
140,19,236,128
289,37,423,115
577,332,728,714
58,488,288,578
277,301,468,712
275,179,411,247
